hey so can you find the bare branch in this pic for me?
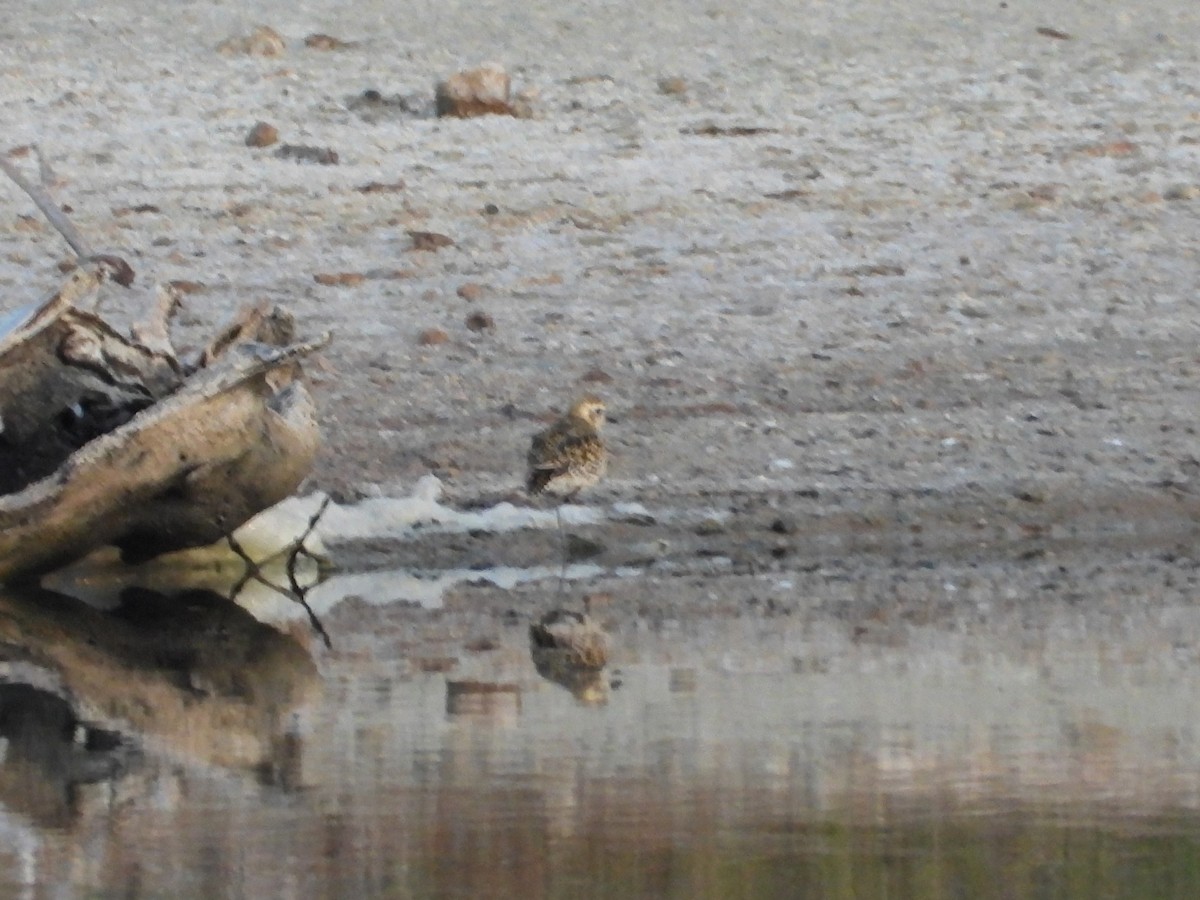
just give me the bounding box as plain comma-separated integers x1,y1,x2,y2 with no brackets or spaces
1,149,135,289
225,498,334,650
0,151,94,260
130,282,182,358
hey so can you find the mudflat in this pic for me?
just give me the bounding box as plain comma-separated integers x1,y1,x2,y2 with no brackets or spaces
2,1,1199,600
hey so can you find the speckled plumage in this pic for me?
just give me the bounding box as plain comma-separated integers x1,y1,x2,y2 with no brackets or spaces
530,608,610,671
525,395,608,498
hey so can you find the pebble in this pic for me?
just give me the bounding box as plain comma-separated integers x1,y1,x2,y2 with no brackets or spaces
216,25,286,57
313,272,365,287
465,311,494,332
658,76,688,96
581,368,614,384
275,144,338,165
304,33,352,50
418,328,450,346
409,231,455,251
769,516,797,535
456,282,484,302
244,121,279,148
435,63,513,117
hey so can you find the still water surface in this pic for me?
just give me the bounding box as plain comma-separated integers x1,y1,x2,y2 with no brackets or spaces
1,568,1200,899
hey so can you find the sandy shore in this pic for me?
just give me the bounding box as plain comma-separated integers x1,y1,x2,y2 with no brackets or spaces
2,0,1200,590
5,6,1200,894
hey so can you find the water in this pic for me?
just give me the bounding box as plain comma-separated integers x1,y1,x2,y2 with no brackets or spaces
3,555,1200,900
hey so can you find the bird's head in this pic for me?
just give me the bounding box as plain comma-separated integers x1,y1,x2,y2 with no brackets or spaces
568,394,606,429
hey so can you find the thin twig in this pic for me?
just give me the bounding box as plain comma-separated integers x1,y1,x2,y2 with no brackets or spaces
286,495,332,595
285,496,333,649
1,147,135,288
226,533,294,601
293,589,332,650
130,282,182,359
225,499,334,650
0,151,94,259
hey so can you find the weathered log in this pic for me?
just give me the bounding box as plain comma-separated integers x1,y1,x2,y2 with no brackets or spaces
0,263,181,495
0,332,327,580
0,154,328,583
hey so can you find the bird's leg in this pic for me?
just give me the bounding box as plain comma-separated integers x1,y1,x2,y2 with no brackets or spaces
555,503,567,595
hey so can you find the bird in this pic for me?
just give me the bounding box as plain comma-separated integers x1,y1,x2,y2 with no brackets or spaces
526,394,608,569
530,608,610,669
530,608,611,705
526,394,608,499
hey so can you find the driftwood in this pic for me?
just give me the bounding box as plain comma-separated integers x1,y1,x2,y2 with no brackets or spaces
0,152,328,582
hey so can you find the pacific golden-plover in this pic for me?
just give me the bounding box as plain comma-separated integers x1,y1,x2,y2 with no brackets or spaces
526,394,608,499
526,394,608,567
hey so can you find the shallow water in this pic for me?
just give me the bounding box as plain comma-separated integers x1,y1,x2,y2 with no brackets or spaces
3,556,1200,900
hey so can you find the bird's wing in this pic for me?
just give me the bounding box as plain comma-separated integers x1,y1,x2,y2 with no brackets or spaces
531,430,602,470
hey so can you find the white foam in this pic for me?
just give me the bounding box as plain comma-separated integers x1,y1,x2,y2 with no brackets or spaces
246,475,605,548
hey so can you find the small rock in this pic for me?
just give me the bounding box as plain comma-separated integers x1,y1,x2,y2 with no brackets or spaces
769,516,797,535
435,63,514,118
370,267,418,281
658,76,688,95
1014,485,1046,504
216,25,286,57
167,279,206,295
1035,25,1072,40
463,637,500,653
304,33,352,50
355,180,405,194
465,310,494,332
1164,184,1199,201
244,121,279,148
409,231,455,251
418,328,450,346
14,214,44,233
958,298,990,319
313,272,365,287
275,144,339,165
581,368,614,384
112,203,161,217
1080,139,1138,158
456,282,484,302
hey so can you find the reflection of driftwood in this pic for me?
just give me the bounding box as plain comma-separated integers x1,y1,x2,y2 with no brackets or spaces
0,585,319,772
0,682,135,829
0,154,327,582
